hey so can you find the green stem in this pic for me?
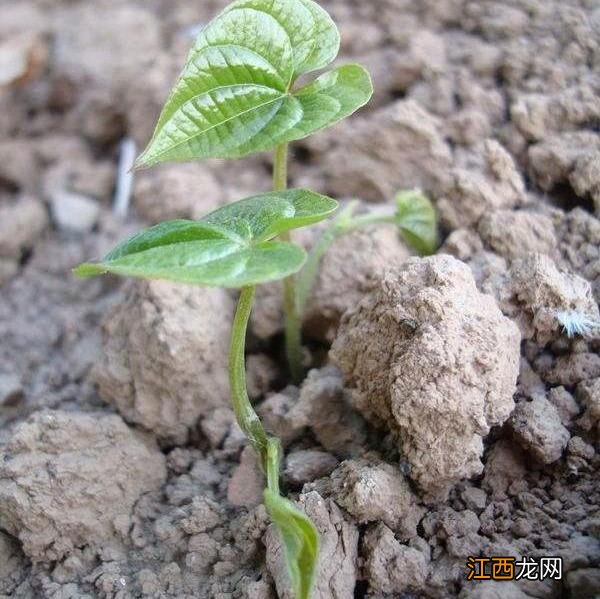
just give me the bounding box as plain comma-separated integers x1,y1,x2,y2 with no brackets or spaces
296,203,396,317
273,143,289,193
266,437,282,495
229,286,270,466
273,143,303,383
340,211,396,232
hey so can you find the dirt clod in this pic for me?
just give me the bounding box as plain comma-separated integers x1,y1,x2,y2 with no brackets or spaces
0,410,166,562
93,280,233,443
332,255,521,500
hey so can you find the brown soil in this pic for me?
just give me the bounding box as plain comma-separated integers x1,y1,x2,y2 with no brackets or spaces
0,1,599,598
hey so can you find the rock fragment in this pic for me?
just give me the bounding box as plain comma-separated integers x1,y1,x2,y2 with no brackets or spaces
93,280,233,442
332,255,520,500
0,410,166,561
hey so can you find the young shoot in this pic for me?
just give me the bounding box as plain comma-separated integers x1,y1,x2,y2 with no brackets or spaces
75,190,337,599
133,0,374,382
296,189,439,316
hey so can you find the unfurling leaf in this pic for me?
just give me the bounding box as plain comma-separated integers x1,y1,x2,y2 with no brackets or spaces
264,489,319,599
74,190,337,288
135,0,372,168
395,190,438,256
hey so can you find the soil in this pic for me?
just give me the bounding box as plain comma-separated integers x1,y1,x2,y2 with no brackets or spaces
1,1,599,598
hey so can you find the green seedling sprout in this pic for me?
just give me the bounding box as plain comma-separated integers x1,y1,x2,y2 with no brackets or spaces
134,0,374,382
297,189,439,316
75,190,336,599
75,3,437,595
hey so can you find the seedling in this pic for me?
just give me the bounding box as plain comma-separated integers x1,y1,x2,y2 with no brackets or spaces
75,190,337,599
134,0,373,382
75,2,436,596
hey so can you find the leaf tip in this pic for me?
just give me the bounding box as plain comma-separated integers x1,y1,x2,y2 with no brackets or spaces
73,263,107,279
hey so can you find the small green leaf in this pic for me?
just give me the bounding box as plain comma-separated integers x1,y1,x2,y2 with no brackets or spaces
264,489,319,599
395,190,438,256
74,190,337,288
135,0,372,168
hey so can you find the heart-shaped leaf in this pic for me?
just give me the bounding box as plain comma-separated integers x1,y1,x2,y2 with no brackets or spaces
135,0,372,168
395,190,438,256
264,489,319,599
74,190,337,288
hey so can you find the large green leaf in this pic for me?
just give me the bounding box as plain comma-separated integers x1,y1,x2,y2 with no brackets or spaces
395,190,438,256
74,190,337,288
135,0,372,168
265,489,319,599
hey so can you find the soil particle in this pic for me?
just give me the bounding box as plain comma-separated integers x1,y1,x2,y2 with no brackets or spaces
92,279,233,443
265,491,359,599
0,410,166,562
362,522,429,595
437,139,526,230
246,354,280,401
548,386,580,426
284,450,339,487
478,211,558,262
509,397,571,464
332,255,521,501
459,580,532,598
298,367,369,457
555,208,600,302
227,446,265,509
301,223,411,343
134,163,225,223
50,190,101,234
576,378,600,436
482,440,527,501
528,131,600,194
251,221,411,343
0,196,48,262
505,253,599,345
565,567,600,598
308,99,452,200
329,457,424,539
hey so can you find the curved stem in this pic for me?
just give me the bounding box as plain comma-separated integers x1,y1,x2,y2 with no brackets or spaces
229,286,269,465
273,143,303,383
